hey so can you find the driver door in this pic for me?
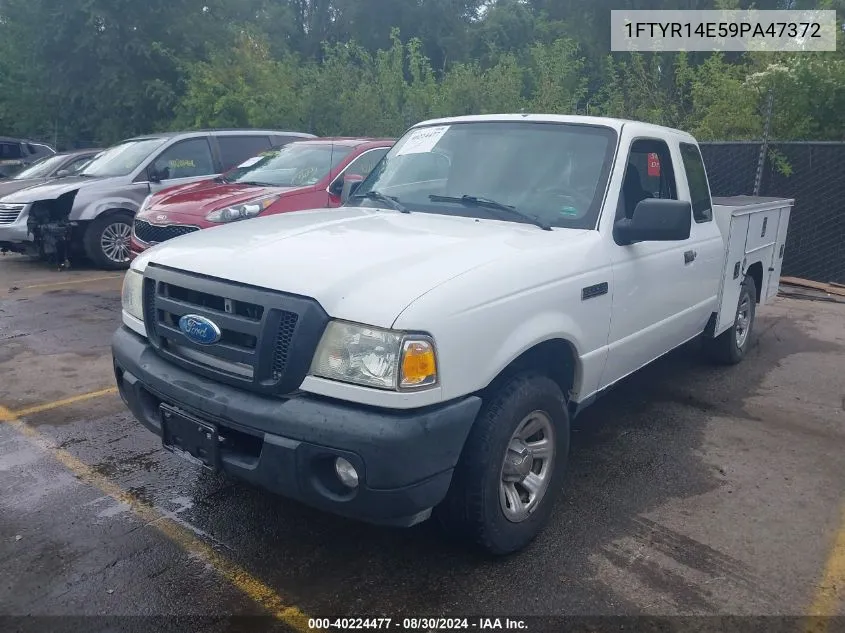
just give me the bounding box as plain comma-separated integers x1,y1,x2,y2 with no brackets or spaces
600,137,700,388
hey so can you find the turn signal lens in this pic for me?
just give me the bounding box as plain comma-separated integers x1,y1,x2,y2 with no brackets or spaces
400,339,437,389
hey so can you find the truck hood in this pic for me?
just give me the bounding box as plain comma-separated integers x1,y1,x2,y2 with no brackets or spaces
0,177,51,198
133,206,589,328
0,175,115,203
139,182,309,219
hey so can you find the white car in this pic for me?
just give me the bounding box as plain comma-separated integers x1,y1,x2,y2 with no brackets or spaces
113,114,793,555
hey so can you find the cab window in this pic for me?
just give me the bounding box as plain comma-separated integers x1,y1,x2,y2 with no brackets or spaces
344,148,390,179
150,138,216,180
619,139,677,220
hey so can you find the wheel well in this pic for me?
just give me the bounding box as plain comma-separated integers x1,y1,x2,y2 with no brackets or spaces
95,208,135,222
746,261,763,303
484,339,578,402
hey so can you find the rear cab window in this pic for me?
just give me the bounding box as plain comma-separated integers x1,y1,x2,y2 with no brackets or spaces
679,142,713,222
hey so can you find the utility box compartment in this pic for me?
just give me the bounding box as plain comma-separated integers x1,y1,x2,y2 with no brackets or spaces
711,196,794,337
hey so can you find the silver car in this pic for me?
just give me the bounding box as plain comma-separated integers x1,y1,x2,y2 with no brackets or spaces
0,129,315,269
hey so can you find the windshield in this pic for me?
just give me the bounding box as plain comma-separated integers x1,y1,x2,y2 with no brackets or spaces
222,143,354,187
81,138,168,178
12,155,64,179
348,121,618,230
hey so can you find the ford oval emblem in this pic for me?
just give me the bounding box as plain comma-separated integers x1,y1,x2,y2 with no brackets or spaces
178,314,221,345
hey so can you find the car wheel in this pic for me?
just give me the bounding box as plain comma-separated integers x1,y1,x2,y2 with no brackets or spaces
83,212,134,270
704,275,757,365
436,372,570,556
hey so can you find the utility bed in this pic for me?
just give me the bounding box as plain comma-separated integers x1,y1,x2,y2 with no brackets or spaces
711,195,795,337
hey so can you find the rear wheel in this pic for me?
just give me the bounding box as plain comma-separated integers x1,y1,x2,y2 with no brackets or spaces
436,372,569,556
704,275,757,365
83,211,134,270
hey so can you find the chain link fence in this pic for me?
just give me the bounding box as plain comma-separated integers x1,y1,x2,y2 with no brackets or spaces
700,141,845,285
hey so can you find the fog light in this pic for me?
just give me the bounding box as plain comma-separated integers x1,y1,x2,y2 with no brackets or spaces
334,457,359,489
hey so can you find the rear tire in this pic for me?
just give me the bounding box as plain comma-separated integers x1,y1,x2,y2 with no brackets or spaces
83,211,134,270
435,372,570,556
704,275,757,365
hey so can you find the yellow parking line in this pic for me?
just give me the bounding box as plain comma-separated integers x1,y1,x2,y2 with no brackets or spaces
0,396,315,631
22,275,122,290
9,387,118,418
805,503,845,632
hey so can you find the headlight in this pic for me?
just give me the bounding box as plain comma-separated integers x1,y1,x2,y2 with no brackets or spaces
310,321,438,391
121,269,144,322
205,195,280,223
137,193,154,215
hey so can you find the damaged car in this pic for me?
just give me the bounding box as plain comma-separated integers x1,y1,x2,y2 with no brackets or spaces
0,148,103,254
0,129,315,269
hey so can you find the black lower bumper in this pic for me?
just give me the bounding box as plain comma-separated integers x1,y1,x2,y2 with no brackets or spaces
111,326,482,527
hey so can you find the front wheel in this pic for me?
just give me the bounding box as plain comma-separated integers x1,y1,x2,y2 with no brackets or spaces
436,372,570,556
83,212,134,270
704,275,757,365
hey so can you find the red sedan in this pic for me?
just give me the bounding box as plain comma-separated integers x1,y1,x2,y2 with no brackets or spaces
130,137,394,258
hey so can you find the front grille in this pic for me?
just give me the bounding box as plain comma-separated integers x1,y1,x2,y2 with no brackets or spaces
272,312,300,379
133,219,199,244
0,204,24,225
142,264,329,395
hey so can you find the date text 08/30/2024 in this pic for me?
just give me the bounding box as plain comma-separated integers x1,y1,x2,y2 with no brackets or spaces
308,618,528,630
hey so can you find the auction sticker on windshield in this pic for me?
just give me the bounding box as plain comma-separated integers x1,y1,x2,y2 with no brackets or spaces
237,155,265,169
395,125,450,156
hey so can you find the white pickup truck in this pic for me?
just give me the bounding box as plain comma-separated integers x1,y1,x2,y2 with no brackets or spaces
113,115,793,555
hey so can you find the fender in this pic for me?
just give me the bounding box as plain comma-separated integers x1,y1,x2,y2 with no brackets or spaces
71,191,148,222
479,310,596,401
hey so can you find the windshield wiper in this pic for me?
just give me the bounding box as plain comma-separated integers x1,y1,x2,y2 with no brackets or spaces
353,190,409,213
428,194,551,231
238,180,277,187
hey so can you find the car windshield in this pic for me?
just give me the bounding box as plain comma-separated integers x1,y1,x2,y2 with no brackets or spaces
80,138,168,178
348,121,618,230
12,155,67,179
222,143,354,187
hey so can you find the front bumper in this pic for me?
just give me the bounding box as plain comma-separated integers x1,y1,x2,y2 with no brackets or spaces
112,326,482,527
0,204,33,251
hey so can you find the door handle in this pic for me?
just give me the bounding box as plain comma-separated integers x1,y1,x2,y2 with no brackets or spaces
684,250,697,265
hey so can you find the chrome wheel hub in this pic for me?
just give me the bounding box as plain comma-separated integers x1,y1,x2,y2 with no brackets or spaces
735,293,751,348
101,222,131,263
499,410,555,523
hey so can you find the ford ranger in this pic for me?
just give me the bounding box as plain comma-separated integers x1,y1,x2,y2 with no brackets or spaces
112,115,793,555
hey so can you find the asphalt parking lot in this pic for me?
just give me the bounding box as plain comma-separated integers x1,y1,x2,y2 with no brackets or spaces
1,253,844,631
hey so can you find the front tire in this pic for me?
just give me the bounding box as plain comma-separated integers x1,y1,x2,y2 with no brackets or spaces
83,212,134,270
704,275,757,365
436,372,570,556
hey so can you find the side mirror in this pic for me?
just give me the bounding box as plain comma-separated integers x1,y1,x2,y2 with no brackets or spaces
339,176,364,204
147,166,163,183
331,172,364,196
613,199,692,245
55,169,71,178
